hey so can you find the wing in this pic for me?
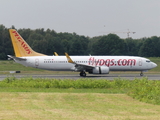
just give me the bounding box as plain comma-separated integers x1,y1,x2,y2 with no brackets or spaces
65,53,94,71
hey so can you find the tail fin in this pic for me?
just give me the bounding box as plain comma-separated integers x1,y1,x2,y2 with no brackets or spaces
9,29,46,57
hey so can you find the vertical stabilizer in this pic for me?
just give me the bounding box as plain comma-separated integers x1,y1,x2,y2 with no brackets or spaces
9,29,46,57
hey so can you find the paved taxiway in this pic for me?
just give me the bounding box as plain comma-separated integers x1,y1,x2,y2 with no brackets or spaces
0,74,160,81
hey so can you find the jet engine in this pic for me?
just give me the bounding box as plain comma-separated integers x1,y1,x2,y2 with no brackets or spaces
89,66,109,74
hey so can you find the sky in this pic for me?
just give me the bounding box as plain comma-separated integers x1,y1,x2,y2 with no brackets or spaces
1,0,160,39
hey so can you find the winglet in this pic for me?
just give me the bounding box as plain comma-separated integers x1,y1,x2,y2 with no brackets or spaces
54,52,59,56
65,53,75,63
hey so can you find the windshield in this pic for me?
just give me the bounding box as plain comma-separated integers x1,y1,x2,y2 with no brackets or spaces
146,60,150,63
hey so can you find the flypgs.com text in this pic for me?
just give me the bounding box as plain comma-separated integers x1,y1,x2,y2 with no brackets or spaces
88,57,136,67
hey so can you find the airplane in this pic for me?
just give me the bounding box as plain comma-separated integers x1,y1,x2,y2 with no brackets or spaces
8,29,157,77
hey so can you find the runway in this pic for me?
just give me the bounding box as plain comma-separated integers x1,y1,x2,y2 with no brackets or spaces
0,73,160,81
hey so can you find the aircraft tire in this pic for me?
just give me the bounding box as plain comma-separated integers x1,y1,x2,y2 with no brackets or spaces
82,72,86,77
140,72,143,76
80,71,86,77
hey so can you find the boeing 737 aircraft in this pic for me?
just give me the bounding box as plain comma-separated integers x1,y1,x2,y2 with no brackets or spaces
8,29,157,77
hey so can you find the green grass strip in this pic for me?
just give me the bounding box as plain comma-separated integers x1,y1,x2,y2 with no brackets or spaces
0,76,160,105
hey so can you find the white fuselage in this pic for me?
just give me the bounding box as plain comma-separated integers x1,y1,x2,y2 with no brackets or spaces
15,56,157,72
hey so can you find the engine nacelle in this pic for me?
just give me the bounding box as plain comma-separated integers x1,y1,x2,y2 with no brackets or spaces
89,66,109,74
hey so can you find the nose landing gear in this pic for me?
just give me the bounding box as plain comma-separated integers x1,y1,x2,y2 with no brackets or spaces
140,71,143,76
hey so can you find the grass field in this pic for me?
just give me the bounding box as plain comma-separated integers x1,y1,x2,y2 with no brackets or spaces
1,93,160,120
0,58,160,120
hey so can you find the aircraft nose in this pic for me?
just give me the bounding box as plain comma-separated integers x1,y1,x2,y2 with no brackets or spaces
152,62,157,68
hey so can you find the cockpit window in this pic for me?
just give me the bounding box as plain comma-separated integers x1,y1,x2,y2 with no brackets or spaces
146,60,150,63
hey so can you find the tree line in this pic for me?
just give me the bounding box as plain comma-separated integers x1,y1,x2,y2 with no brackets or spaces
0,24,160,60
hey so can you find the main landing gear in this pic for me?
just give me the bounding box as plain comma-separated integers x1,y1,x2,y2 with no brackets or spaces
80,71,86,77
140,71,143,76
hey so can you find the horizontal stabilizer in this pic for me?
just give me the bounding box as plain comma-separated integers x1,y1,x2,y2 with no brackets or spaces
8,55,26,61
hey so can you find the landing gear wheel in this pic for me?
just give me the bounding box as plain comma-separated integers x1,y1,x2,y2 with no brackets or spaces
140,72,143,76
80,71,86,77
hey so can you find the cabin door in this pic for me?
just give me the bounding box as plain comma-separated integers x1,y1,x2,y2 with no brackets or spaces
35,58,39,67
139,59,142,66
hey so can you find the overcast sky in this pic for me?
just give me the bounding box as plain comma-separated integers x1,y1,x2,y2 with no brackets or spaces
1,0,160,38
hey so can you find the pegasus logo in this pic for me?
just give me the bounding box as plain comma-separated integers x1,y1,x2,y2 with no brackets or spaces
12,31,32,54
